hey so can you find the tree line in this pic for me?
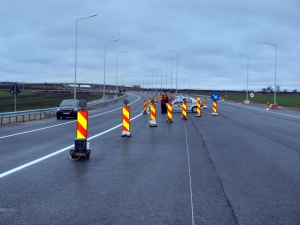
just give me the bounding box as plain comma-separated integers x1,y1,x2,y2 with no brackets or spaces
261,85,297,93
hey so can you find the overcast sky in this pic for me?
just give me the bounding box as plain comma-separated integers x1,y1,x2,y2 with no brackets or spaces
1,0,300,91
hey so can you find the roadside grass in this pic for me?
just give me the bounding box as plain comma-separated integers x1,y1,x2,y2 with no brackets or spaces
0,91,104,112
221,93,300,108
187,91,300,109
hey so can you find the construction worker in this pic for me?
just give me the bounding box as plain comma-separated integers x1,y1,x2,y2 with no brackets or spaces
165,94,169,104
161,95,166,113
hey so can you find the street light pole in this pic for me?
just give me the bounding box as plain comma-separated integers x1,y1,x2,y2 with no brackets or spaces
149,68,155,91
103,38,120,101
165,57,176,91
237,53,249,101
161,61,168,91
262,41,277,104
115,51,128,97
156,67,158,92
156,64,163,93
169,50,185,94
74,13,97,100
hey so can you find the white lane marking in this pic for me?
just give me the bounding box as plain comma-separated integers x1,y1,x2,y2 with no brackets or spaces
0,112,143,179
0,95,141,139
182,120,195,225
220,101,300,119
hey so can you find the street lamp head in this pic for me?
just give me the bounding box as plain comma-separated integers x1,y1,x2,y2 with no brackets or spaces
114,38,120,41
169,50,186,53
90,14,98,17
118,51,128,55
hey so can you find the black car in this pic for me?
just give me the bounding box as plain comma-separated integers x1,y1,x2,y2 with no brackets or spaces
56,99,79,119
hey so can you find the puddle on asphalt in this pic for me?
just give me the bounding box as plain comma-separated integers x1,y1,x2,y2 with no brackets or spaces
0,208,16,213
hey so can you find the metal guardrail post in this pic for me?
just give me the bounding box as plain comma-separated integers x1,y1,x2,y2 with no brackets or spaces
0,95,128,126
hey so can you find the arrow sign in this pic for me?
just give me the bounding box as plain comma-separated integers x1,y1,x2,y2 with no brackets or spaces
210,92,220,101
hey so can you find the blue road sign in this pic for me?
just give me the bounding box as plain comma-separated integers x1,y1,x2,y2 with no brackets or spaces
211,92,220,101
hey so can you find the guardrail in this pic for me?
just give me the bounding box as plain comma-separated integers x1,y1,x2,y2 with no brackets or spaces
0,95,127,126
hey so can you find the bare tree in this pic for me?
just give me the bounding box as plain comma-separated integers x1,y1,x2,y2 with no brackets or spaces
283,89,288,92
292,89,297,93
261,87,267,93
266,85,273,92
276,85,280,92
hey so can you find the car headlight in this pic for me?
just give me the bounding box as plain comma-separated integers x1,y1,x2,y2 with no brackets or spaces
73,108,78,111
56,108,61,112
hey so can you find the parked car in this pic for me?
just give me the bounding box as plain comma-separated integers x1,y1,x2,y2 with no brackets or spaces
56,99,79,119
169,97,202,113
174,95,185,100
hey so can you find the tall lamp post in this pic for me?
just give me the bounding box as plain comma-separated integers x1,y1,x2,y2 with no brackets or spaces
155,67,159,92
157,64,163,92
169,50,185,94
161,61,168,91
262,41,277,104
74,13,97,100
165,57,176,92
148,68,155,91
237,53,249,101
115,51,128,97
103,38,120,101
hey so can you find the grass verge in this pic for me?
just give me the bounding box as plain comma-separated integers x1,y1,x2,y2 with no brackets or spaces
0,91,104,113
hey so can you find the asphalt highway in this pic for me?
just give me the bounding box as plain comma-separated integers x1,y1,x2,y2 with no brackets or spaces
1,92,300,225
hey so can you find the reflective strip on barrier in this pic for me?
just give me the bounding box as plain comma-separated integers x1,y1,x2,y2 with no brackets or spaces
150,103,156,121
77,111,88,139
182,102,187,118
122,106,130,132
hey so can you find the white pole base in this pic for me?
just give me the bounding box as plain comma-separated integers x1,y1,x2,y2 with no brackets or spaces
212,112,218,116
149,120,157,127
121,131,131,137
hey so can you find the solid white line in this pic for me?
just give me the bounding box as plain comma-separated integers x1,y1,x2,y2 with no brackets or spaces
182,120,195,225
0,95,141,139
221,101,300,119
0,112,143,179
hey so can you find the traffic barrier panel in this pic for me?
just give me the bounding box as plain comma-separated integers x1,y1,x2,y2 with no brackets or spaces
195,98,201,117
122,105,131,137
270,103,278,109
143,100,147,114
76,111,88,139
212,101,218,116
149,103,157,127
71,104,91,159
203,98,207,108
182,101,187,120
167,103,173,123
266,100,270,111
